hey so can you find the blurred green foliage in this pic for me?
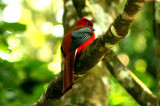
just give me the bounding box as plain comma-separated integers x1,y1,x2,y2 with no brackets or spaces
0,22,26,34
118,2,157,94
0,0,157,106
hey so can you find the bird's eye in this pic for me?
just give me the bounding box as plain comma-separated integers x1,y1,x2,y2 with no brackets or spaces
87,22,91,26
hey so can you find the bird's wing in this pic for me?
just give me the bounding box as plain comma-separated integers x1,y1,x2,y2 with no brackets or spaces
69,27,93,52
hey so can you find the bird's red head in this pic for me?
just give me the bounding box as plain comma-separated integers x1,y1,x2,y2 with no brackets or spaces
75,18,95,31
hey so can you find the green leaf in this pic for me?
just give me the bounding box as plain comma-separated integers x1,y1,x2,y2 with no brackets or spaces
0,22,26,33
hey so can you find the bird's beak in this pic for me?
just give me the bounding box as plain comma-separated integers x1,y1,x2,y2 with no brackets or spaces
91,26,95,31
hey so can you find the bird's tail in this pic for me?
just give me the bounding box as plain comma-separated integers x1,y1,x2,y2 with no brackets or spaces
62,54,74,93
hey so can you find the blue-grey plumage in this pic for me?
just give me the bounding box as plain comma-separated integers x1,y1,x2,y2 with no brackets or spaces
69,27,93,52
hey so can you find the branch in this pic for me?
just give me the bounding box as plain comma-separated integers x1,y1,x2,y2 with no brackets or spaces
74,0,145,73
34,0,145,105
102,50,158,105
72,0,86,18
74,0,158,105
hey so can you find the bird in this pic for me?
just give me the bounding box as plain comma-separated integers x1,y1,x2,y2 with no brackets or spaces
61,18,95,93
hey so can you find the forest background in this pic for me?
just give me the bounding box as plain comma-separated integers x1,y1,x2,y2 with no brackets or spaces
0,0,159,105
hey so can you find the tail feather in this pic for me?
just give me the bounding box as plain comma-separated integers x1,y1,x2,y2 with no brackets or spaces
62,54,74,93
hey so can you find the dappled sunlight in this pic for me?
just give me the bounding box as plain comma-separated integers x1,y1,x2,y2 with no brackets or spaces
16,34,21,37
28,0,51,10
19,8,32,25
48,62,61,74
25,27,45,48
41,22,53,34
134,35,147,53
7,37,20,50
112,44,119,53
2,5,21,22
0,50,22,62
3,0,21,5
51,25,64,37
9,51,22,62
48,42,62,74
56,8,64,23
68,19,76,27
134,59,147,73
37,43,53,62
53,1,63,12
118,53,129,66
0,36,22,62
94,24,102,37
0,51,10,60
